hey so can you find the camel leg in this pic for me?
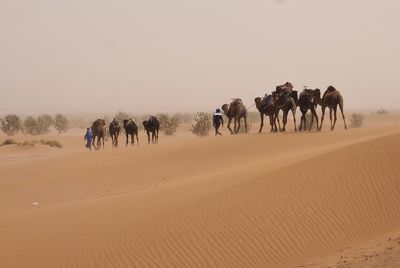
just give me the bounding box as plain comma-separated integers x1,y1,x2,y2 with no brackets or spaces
259,113,264,133
126,133,129,147
244,115,248,133
299,112,305,131
276,111,281,131
332,106,338,130
272,113,278,132
236,118,241,134
339,100,348,130
147,130,150,144
281,110,288,132
319,106,326,131
136,132,140,145
329,108,333,130
227,118,233,134
309,109,318,131
233,118,238,134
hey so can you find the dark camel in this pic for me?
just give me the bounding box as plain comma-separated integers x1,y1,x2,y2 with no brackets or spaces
221,98,248,134
109,120,121,147
318,86,348,131
123,119,139,146
254,95,280,133
142,116,160,144
274,91,298,132
91,119,106,149
298,88,320,131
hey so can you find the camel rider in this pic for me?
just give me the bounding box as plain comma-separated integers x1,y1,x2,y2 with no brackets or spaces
84,127,93,151
213,108,224,136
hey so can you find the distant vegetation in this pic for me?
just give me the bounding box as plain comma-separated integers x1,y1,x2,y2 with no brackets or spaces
158,113,180,136
349,114,365,128
0,114,22,135
0,138,62,148
54,114,69,134
0,114,70,136
376,108,388,115
192,112,212,136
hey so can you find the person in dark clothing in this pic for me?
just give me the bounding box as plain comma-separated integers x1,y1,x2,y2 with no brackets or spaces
213,108,224,136
84,127,93,151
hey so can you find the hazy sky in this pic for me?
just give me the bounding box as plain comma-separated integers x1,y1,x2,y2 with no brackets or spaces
1,0,399,114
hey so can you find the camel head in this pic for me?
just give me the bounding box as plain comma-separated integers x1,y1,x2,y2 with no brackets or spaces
254,97,262,110
123,119,128,128
327,85,336,91
221,104,229,116
313,89,321,102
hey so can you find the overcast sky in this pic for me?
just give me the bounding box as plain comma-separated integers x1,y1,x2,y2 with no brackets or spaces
1,0,399,114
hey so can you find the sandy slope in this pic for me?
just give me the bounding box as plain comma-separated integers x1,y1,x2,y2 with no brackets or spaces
1,124,400,267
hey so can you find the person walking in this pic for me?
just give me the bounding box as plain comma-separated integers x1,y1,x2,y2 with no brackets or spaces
213,108,224,136
84,127,93,151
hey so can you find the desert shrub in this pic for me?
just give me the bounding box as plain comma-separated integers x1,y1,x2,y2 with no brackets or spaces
376,108,388,115
37,114,54,134
349,114,364,128
0,139,18,146
192,112,212,136
0,114,21,135
305,113,318,131
39,139,62,148
23,116,40,135
158,113,180,136
21,140,35,147
54,114,69,134
115,111,132,124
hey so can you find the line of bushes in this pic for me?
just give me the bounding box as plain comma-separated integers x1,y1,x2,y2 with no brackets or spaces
0,114,69,136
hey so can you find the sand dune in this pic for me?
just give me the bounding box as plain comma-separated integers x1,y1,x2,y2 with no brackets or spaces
1,124,400,267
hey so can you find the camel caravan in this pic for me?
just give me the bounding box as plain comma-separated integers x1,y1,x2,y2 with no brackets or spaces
89,116,159,150
226,83,347,134
87,83,347,150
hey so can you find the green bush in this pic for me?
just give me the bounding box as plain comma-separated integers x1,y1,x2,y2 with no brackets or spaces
192,112,212,136
349,114,364,128
37,114,54,134
158,113,180,136
0,114,21,135
54,114,69,134
23,116,40,135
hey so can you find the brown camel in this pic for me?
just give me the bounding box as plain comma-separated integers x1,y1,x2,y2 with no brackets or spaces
298,88,320,131
221,98,248,134
91,119,106,149
274,91,298,132
109,119,121,147
318,86,347,131
142,116,160,144
254,95,280,133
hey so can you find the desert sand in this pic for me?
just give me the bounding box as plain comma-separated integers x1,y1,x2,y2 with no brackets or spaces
1,114,400,267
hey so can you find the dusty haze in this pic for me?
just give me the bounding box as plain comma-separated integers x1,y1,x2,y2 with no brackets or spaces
1,0,399,114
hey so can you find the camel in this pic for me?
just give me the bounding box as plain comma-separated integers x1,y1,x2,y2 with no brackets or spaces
142,116,160,144
91,119,106,149
109,120,121,147
298,88,320,131
254,95,280,133
318,86,347,131
221,98,248,134
274,91,298,132
123,119,139,146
